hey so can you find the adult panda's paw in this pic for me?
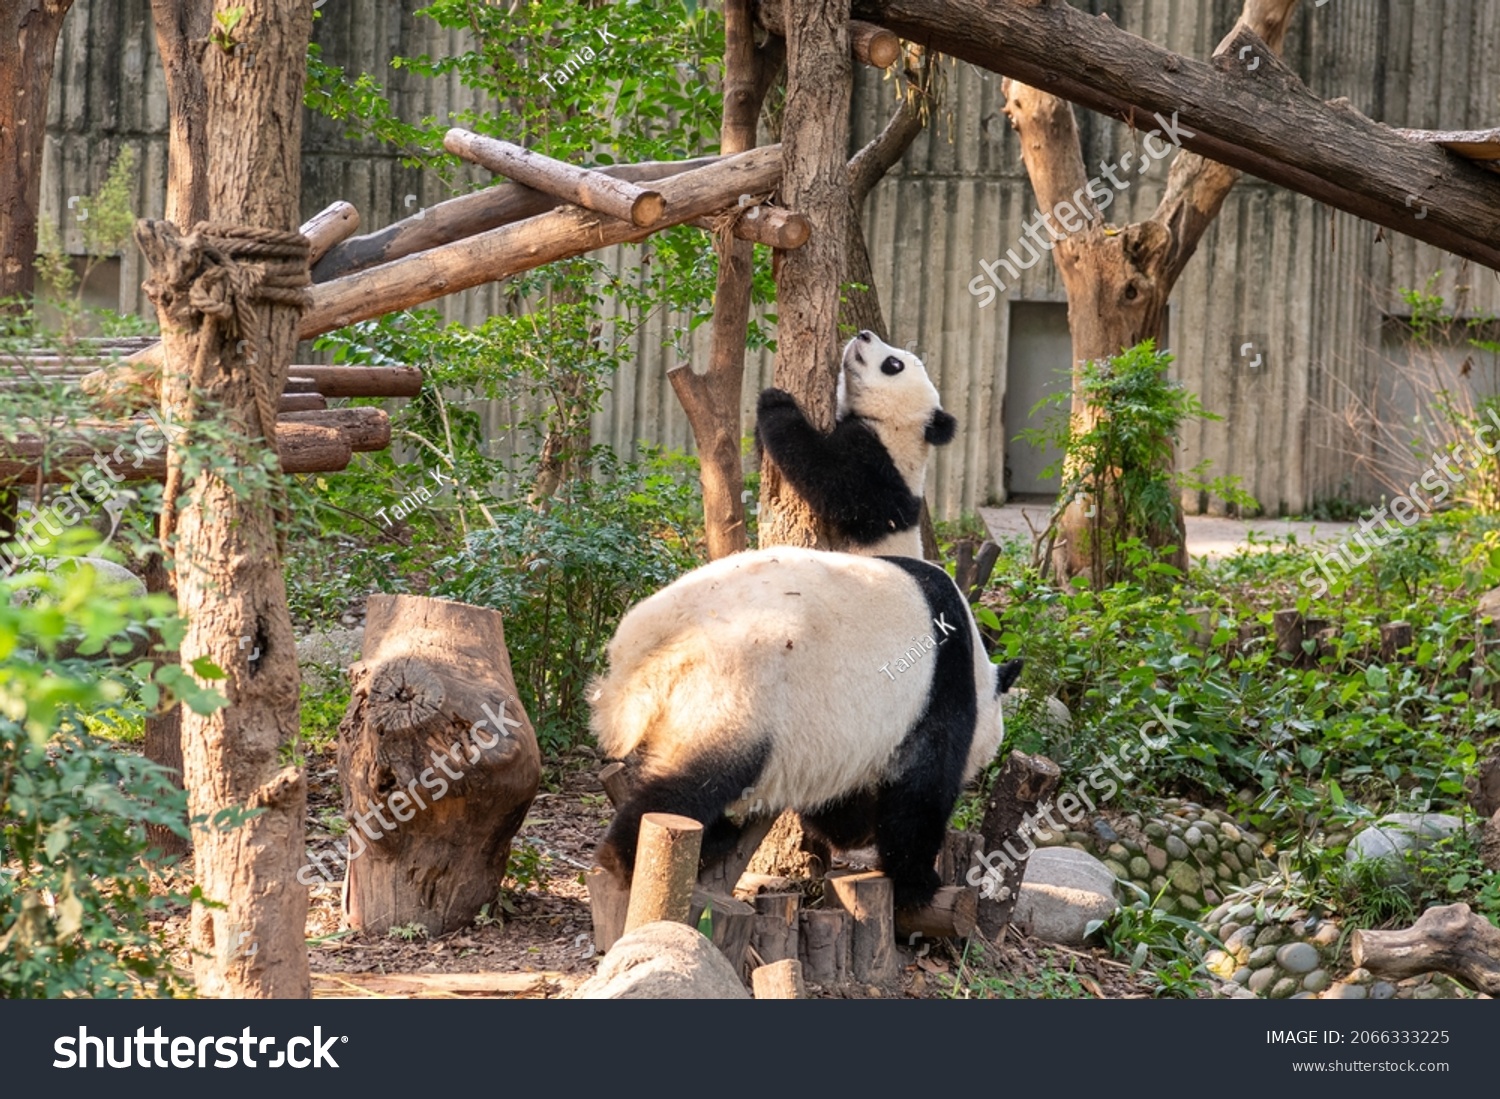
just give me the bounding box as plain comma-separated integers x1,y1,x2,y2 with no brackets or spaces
757,387,801,416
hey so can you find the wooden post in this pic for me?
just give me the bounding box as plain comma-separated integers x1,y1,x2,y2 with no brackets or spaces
586,866,631,955
750,891,801,964
827,871,899,986
1380,620,1414,662
689,889,758,975
623,813,704,934
752,958,807,999
1351,903,1500,996
443,130,667,227
894,886,978,940
598,761,630,807
798,908,851,987
975,751,1062,939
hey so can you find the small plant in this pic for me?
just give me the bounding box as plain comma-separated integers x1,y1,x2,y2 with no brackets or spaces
1088,882,1216,998
502,839,549,897
210,7,244,51
387,922,430,942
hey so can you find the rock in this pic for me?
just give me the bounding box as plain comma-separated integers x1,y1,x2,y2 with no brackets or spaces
1220,822,1242,842
1064,830,1090,845
1202,833,1219,855
1002,689,1071,733
1129,856,1151,880
1221,851,1243,873
1345,967,1371,984
1144,822,1168,841
1166,834,1191,859
1102,859,1130,880
1247,966,1278,994
1167,862,1200,896
1229,902,1256,922
1207,903,1231,925
1203,888,1220,906
1107,843,1130,860
1150,874,1168,895
1232,966,1253,985
43,555,147,598
1145,844,1168,871
1276,942,1320,974
1205,950,1236,979
1370,981,1397,1001
1247,944,1279,968
1324,982,1367,1000
1012,847,1119,946
1092,819,1119,843
1224,926,1256,959
1254,925,1286,948
1184,826,1204,848
573,921,749,999
1290,992,1315,1000
1302,969,1330,993
1346,813,1467,878
1236,842,1256,865
1220,921,1241,941
1270,977,1300,999
1310,923,1341,947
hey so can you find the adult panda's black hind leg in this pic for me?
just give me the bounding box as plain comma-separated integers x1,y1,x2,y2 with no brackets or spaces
873,776,950,911
594,742,769,884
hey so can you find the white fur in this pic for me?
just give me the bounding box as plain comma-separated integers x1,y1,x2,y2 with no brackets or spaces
589,547,1005,813
836,334,944,558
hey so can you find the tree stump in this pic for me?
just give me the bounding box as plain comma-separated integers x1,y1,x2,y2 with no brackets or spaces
750,892,801,965
1273,608,1305,662
623,813,703,935
689,888,757,975
1379,620,1413,662
752,958,807,999
827,871,899,986
894,886,978,940
1351,903,1500,996
746,810,831,880
337,594,540,936
799,908,851,987
974,751,1062,939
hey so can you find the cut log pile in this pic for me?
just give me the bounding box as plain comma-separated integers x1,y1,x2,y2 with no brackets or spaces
585,753,1059,996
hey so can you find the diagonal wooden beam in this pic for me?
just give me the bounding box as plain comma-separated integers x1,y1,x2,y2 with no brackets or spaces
853,0,1500,270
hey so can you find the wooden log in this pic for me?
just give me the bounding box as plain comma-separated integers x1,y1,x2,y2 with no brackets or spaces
1351,903,1500,996
444,129,667,228
338,594,541,936
735,872,800,898
598,761,630,807
851,0,1500,271
686,204,811,250
305,145,784,337
277,393,326,413
1273,608,1305,661
623,813,704,935
751,957,806,999
689,888,757,975
300,201,361,265
1380,620,1414,662
280,365,422,399
0,421,351,484
798,908,851,987
749,891,801,965
283,375,320,394
826,871,899,985
974,750,1062,939
586,865,632,955
756,2,900,69
279,407,390,452
313,155,725,282
894,885,978,940
938,829,980,887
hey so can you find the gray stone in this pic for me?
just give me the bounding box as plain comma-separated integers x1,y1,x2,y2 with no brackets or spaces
1144,822,1168,841
1231,967,1253,986
573,921,749,999
1323,983,1367,1000
1247,945,1279,968
1012,847,1119,946
1064,830,1090,846
1254,926,1286,948
1302,969,1330,993
1150,874,1168,895
1202,833,1219,855
1220,822,1242,843
1107,843,1130,861
1247,966,1279,994
1207,903,1231,925
1346,813,1467,878
1236,841,1256,865
1167,862,1200,895
1219,921,1242,942
1270,977,1300,1000
1102,859,1130,880
43,555,147,598
1128,856,1152,880
1145,844,1168,871
1184,826,1204,848
1370,981,1397,1001
1165,834,1191,859
1229,903,1256,923
1290,992,1315,1000
1276,942,1319,974
1221,851,1243,873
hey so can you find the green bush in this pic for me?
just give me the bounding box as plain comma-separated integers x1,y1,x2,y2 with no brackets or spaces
0,562,207,998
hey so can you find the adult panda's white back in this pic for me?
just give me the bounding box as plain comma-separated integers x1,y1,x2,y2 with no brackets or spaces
589,547,1022,910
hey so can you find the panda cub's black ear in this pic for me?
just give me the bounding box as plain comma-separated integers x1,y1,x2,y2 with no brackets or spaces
994,658,1024,696
925,409,958,446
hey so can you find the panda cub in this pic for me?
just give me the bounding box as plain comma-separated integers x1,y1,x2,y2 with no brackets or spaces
756,331,956,557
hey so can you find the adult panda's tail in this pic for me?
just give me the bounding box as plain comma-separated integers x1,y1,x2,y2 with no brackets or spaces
587,634,722,763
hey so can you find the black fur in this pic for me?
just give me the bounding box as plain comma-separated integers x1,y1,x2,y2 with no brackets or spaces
596,738,771,882
755,387,921,546
925,410,958,446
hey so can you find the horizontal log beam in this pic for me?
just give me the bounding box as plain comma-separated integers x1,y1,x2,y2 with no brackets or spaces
444,129,667,227
303,144,785,335
0,421,352,484
852,0,1500,270
279,407,391,452
688,205,811,250
283,365,423,398
302,201,361,265
312,155,725,282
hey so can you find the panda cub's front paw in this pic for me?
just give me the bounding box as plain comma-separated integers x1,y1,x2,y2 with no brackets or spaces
757,387,800,416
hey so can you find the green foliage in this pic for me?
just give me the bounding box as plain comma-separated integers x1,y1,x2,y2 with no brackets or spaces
1021,341,1255,586
0,563,212,998
940,940,1099,999
1087,882,1215,997
432,449,704,754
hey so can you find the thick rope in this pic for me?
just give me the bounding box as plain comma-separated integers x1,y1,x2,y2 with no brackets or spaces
136,220,312,554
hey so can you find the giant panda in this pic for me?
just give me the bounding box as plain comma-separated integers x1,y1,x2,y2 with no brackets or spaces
756,331,957,558
589,547,1022,911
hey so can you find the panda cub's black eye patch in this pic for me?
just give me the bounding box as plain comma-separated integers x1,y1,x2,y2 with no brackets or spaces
881,356,904,375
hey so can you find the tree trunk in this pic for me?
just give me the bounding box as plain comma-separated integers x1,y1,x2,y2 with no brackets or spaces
974,750,1061,939
338,595,541,937
0,0,77,310
148,0,211,227
1001,0,1298,580
135,0,316,999
758,0,853,551
142,553,188,859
